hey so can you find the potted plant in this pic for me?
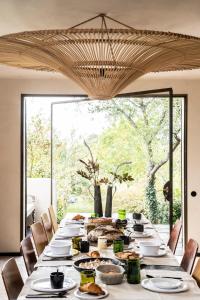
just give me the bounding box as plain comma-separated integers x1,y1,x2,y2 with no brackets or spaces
77,141,108,217
105,162,134,217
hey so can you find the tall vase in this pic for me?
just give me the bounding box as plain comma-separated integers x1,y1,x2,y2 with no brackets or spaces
94,185,103,217
105,185,113,217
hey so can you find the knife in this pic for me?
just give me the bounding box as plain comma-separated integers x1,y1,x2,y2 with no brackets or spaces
146,274,183,280
26,294,67,298
141,264,184,271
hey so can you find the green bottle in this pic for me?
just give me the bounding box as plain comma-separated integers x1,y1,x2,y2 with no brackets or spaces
127,258,141,284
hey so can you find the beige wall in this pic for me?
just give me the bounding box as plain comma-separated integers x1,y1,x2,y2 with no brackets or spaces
0,76,199,252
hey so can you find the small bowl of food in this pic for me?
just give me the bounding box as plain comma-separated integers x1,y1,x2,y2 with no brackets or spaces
73,257,120,272
96,264,125,285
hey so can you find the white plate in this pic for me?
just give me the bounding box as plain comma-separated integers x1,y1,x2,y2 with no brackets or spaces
150,278,182,290
74,288,108,299
143,249,167,257
141,278,189,293
31,277,76,293
131,232,152,238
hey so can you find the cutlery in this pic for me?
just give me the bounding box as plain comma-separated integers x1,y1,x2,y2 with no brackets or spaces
141,264,184,271
42,257,72,261
26,292,67,298
146,274,183,280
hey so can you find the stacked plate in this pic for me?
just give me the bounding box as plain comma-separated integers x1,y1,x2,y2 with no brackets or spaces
141,278,189,293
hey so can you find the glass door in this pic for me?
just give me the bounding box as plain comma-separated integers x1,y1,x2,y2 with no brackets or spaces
51,88,178,237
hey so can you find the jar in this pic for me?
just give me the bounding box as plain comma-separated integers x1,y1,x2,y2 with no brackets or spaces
118,209,126,220
113,238,124,253
72,237,82,251
127,258,141,284
98,236,107,250
80,270,96,286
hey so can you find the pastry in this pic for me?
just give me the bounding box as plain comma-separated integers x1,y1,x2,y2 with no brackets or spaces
72,214,85,221
115,251,140,260
88,250,100,258
79,283,105,295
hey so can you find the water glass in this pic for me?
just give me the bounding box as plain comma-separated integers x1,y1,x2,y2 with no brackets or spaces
80,270,96,286
118,209,126,220
113,238,124,253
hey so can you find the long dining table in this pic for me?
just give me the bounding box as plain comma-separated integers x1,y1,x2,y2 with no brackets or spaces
18,216,200,300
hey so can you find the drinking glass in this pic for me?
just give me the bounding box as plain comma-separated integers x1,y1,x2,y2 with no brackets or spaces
80,270,96,286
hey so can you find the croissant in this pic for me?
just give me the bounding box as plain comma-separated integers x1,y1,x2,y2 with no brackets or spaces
88,250,100,258
79,283,105,295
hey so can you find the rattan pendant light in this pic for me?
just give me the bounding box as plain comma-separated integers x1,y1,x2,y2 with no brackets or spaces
0,14,200,99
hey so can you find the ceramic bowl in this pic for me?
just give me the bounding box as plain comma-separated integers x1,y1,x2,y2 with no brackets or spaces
61,225,81,236
96,264,125,285
49,240,71,255
139,241,160,256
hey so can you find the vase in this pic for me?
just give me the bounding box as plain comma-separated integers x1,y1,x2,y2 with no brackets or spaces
94,185,103,217
105,185,113,217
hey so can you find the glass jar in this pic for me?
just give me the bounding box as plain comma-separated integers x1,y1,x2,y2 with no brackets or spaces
80,270,96,286
98,236,107,250
72,237,82,251
113,238,124,253
118,209,126,220
127,258,141,284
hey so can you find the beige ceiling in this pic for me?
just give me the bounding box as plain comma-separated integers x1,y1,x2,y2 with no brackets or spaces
1,0,200,79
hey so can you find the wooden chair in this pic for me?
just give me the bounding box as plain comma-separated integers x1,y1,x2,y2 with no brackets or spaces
20,236,37,276
48,205,58,233
192,258,200,287
1,258,24,300
31,222,48,256
167,219,182,254
41,212,53,242
180,238,198,274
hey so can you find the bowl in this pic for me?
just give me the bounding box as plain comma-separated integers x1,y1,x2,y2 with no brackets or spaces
61,225,81,236
139,241,160,256
49,240,71,255
73,257,120,272
96,264,125,285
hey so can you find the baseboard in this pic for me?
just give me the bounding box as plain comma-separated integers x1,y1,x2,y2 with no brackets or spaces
0,252,21,256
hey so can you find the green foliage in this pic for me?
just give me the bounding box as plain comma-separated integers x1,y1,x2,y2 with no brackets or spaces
27,114,51,178
27,97,183,225
145,177,158,223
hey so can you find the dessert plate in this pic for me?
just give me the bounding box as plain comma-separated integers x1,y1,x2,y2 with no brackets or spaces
141,278,189,293
150,278,182,290
74,288,108,299
31,277,76,293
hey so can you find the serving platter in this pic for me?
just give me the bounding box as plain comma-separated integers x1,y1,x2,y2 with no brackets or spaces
73,257,120,272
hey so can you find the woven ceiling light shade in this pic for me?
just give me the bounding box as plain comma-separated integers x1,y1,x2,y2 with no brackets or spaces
0,14,200,99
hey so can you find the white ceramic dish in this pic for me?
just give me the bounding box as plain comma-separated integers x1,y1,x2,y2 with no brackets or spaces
61,225,81,236
48,240,71,256
31,277,76,293
139,241,160,256
143,249,167,257
131,232,152,238
150,278,182,290
74,288,108,299
44,246,76,258
141,279,189,293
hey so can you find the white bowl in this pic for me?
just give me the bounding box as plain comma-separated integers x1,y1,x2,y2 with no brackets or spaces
49,240,71,255
61,225,81,236
139,241,160,256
